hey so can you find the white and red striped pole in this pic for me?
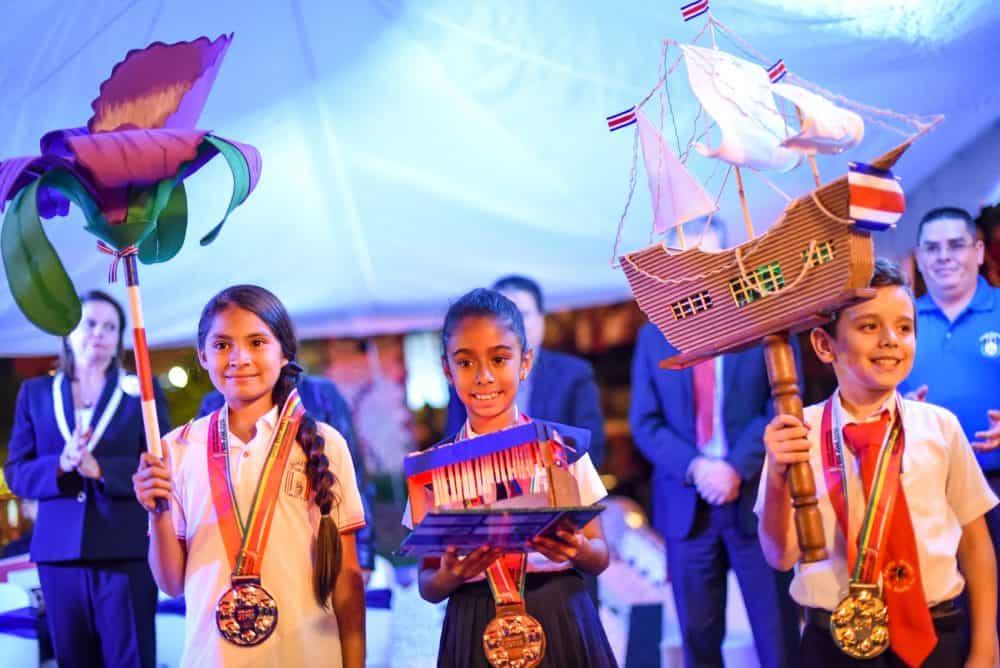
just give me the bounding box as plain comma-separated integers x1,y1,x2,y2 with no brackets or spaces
122,251,169,512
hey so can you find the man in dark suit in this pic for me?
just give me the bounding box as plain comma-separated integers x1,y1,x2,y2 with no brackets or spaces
629,221,799,668
445,275,606,468
199,374,376,574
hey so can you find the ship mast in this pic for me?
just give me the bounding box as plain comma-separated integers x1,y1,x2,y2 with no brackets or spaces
801,113,823,187
733,167,755,239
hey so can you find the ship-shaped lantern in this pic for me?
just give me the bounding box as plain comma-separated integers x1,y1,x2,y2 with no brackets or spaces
613,10,941,562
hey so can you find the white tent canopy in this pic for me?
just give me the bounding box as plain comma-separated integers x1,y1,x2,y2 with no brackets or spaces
2,1,999,355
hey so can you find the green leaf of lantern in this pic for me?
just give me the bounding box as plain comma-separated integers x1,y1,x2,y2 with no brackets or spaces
0,174,92,335
199,135,254,246
137,182,188,264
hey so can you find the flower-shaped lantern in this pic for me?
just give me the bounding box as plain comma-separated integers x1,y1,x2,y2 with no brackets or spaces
0,34,261,471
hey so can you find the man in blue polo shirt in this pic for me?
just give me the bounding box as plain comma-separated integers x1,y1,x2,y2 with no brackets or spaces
903,207,1000,450
902,205,1000,542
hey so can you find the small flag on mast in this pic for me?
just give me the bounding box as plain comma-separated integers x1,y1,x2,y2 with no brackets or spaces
681,0,710,22
767,59,787,83
848,162,905,231
606,106,637,132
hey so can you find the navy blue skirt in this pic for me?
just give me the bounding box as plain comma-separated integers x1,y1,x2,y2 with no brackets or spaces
437,569,618,668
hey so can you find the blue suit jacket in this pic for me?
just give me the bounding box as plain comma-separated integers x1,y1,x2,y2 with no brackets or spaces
4,367,170,563
445,348,606,467
198,375,376,570
629,323,787,540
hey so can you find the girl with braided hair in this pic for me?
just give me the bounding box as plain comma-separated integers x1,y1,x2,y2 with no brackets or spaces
132,285,366,667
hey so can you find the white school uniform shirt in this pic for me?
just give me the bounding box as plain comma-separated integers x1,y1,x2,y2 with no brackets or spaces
163,407,366,668
402,421,608,577
754,390,998,612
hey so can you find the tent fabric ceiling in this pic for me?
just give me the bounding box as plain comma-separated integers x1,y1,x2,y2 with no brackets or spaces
1,1,999,355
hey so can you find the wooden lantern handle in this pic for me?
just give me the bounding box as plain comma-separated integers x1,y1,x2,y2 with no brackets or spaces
762,332,827,563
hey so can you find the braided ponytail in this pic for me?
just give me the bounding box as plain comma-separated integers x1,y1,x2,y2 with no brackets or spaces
299,414,343,609
274,361,343,609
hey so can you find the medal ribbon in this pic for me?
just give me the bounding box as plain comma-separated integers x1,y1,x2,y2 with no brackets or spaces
207,389,305,577
820,395,904,583
456,412,533,608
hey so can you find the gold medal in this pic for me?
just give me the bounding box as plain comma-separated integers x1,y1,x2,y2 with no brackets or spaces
482,602,546,668
216,579,279,647
830,583,889,659
207,395,304,648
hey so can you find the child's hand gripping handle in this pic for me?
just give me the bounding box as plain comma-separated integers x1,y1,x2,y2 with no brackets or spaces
763,332,828,563
133,450,173,515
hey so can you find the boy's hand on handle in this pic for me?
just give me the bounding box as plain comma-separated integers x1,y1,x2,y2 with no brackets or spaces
132,451,173,512
763,414,812,481
904,384,928,402
972,410,1000,452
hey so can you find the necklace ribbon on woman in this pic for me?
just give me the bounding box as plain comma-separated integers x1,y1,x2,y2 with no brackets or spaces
52,371,124,453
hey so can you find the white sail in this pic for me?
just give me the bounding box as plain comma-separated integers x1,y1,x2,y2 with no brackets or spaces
680,44,801,173
771,83,864,155
636,108,718,233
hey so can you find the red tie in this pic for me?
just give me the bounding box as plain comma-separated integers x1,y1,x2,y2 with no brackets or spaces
843,415,937,668
692,359,714,447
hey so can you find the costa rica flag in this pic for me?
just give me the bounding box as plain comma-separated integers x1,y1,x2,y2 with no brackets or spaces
681,0,709,21
606,106,637,132
768,59,787,83
848,162,905,231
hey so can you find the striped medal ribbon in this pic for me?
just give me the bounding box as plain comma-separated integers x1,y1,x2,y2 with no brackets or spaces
821,395,904,659
454,414,547,667
207,389,305,646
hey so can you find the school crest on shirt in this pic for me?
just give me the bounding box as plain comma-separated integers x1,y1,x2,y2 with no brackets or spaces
980,331,1000,359
883,559,915,593
283,462,310,500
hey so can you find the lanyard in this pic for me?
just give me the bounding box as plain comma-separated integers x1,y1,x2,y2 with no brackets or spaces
207,390,305,577
821,394,904,583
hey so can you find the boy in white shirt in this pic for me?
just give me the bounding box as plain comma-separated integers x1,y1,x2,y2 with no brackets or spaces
756,258,998,667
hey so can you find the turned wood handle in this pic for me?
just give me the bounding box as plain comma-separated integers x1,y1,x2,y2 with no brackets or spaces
762,332,828,563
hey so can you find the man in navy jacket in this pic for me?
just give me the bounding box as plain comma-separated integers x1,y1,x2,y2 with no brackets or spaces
629,221,799,668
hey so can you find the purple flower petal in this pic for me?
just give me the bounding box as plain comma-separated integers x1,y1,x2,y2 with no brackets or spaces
66,128,206,190
37,187,71,218
0,154,84,213
40,127,90,158
88,35,233,133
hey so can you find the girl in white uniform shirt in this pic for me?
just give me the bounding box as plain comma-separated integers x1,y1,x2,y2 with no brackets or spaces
133,285,366,667
413,288,617,667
